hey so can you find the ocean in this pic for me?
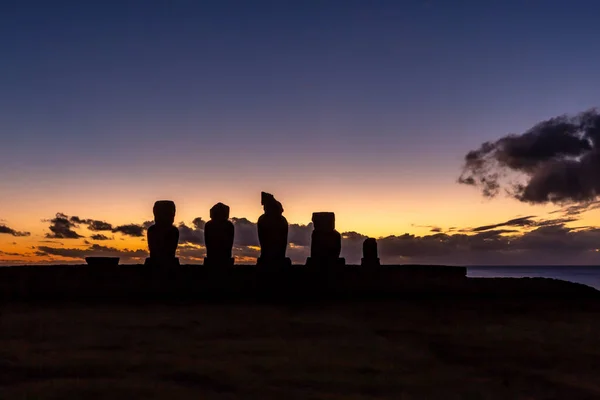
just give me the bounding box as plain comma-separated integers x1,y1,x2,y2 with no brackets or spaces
467,266,600,290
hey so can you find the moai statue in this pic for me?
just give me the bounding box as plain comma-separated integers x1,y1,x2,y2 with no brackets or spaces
257,192,291,267
361,238,380,266
203,202,235,267
306,212,345,267
145,200,180,266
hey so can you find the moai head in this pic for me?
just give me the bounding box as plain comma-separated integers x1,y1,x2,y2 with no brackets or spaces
210,202,230,221
312,212,335,231
363,238,378,258
153,200,176,226
261,192,283,216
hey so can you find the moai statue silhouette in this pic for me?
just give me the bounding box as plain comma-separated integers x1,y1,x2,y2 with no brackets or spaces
257,192,291,267
203,202,235,267
306,212,345,267
361,238,380,266
145,200,180,266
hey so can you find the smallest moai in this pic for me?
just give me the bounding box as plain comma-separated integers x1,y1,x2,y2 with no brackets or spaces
306,212,345,267
145,200,180,267
203,202,235,267
361,238,380,267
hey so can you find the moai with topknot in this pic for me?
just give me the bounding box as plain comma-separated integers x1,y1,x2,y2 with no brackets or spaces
257,192,291,267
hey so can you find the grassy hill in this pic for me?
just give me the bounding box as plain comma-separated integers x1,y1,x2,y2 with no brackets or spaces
1,278,600,399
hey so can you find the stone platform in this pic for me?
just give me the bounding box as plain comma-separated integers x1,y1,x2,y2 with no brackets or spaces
0,263,469,302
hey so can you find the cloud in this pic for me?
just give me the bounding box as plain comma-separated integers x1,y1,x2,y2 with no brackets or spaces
43,213,151,239
38,240,64,245
90,234,110,241
341,231,369,262
372,221,600,265
411,224,444,233
178,218,205,245
232,244,261,263
142,220,154,230
111,224,145,237
534,217,578,227
550,201,600,217
14,209,600,266
68,216,113,231
0,249,26,257
177,244,206,261
87,220,114,231
69,216,84,224
0,257,34,265
37,246,87,259
232,217,260,247
288,223,312,246
0,224,30,237
37,244,147,261
191,217,205,230
459,108,600,204
469,216,536,232
45,213,83,239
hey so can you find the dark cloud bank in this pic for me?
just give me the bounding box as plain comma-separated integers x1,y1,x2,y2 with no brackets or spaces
37,244,147,261
460,108,600,205
25,209,600,265
45,213,147,239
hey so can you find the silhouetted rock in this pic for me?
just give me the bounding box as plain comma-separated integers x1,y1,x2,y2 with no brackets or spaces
306,212,345,267
361,238,380,266
204,202,235,266
257,192,291,267
145,200,180,267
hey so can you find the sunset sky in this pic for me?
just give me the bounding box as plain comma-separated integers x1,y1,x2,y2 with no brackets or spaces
3,0,600,265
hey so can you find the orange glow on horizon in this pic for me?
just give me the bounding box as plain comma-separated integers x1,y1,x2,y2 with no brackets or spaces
3,178,600,264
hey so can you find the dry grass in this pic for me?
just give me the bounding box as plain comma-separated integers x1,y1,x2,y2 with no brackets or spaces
1,299,600,399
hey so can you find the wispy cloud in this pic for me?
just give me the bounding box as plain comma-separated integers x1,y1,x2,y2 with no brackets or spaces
90,234,111,241
0,224,30,237
469,216,536,232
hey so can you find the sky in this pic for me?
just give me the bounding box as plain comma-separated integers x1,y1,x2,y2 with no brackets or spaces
3,0,600,265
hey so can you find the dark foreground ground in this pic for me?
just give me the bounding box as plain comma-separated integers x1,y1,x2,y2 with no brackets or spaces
2,279,600,399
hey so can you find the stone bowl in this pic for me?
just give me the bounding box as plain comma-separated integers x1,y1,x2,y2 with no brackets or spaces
85,257,120,267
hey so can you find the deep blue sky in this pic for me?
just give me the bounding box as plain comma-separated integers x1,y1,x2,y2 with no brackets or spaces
2,0,600,236
3,0,600,159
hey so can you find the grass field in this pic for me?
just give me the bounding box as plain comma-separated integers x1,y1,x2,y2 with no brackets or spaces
2,297,600,399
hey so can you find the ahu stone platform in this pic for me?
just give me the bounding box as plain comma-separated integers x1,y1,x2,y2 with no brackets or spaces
3,263,598,303
0,263,468,302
